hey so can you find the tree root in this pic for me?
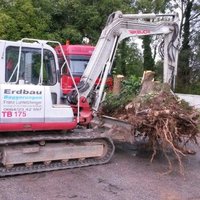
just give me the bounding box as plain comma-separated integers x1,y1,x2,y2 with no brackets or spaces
102,82,199,175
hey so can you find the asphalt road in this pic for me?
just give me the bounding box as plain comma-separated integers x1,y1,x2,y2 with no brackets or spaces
0,142,199,200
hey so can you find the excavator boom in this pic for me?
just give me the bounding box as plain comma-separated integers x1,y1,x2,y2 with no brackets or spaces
70,11,179,111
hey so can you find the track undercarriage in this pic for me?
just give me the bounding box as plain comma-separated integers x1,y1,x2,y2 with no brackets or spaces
0,129,115,176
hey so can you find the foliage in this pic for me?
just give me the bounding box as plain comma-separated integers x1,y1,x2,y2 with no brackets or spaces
134,0,170,13
102,75,141,114
154,60,163,81
133,0,170,72
175,82,200,95
0,0,133,43
121,75,141,94
143,36,155,71
169,0,200,94
176,0,192,91
113,39,143,77
0,0,51,40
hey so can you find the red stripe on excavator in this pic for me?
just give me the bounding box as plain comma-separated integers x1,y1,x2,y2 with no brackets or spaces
0,121,77,132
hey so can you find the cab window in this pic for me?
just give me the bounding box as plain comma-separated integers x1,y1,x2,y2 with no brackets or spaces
58,55,89,76
5,46,57,85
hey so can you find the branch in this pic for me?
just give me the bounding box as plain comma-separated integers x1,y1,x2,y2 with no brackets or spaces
190,12,200,21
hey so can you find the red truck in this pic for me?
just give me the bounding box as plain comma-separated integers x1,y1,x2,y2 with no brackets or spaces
55,42,113,95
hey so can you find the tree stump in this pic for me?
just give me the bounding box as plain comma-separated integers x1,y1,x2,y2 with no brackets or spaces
112,74,124,95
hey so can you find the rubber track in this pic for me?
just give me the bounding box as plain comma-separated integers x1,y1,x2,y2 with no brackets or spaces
0,130,115,176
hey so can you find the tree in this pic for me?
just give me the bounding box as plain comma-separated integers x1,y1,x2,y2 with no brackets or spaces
0,0,133,43
114,39,143,77
0,0,143,79
170,0,200,93
177,0,193,89
133,0,170,72
0,0,51,40
143,36,155,71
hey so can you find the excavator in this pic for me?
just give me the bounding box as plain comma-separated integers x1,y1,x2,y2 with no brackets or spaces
0,11,179,176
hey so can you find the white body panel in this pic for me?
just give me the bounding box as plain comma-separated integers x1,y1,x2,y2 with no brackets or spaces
0,84,74,123
44,87,74,122
0,38,81,126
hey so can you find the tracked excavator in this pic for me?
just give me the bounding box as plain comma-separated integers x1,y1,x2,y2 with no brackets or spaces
0,11,179,176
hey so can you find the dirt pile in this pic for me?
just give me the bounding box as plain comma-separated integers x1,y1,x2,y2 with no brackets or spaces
102,73,200,174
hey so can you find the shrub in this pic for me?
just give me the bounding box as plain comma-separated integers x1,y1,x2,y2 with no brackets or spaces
102,75,141,115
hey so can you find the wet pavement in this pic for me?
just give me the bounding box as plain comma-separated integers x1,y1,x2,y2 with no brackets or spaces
0,142,199,200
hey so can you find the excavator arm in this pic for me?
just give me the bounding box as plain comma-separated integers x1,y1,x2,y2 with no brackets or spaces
68,11,180,112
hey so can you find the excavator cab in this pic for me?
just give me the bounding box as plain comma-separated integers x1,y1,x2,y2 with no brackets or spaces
0,39,77,132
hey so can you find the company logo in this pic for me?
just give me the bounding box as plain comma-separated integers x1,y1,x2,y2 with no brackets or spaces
129,30,151,35
4,89,42,95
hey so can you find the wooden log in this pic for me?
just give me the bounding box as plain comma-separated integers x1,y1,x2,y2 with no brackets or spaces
112,74,124,95
139,71,155,95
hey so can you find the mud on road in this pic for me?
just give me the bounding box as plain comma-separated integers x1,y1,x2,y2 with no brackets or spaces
0,142,199,200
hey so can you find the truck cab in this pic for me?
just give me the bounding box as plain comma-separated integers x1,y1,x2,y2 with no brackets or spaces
55,42,113,95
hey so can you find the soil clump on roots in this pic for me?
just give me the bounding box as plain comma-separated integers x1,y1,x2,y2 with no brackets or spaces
101,72,200,175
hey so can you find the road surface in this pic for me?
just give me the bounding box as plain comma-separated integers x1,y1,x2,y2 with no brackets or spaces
0,143,199,200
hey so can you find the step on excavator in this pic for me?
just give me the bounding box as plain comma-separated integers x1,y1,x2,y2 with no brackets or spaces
0,11,179,176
